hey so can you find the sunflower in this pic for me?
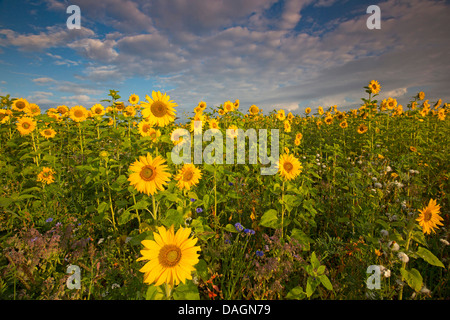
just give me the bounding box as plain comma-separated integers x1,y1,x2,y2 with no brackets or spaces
91,104,105,117
218,108,225,116
339,120,348,129
16,117,36,135
124,105,136,117
129,94,140,105
223,101,234,113
128,153,171,196
386,98,397,110
234,99,240,109
278,153,302,181
37,167,56,185
368,80,381,94
295,133,303,141
0,109,11,124
317,106,324,115
175,163,202,191
12,98,29,112
416,199,444,235
294,138,301,146
148,128,161,142
357,123,368,134
69,106,88,122
137,225,201,287
276,109,286,121
418,91,425,100
409,146,417,152
25,103,41,117
197,101,207,111
324,116,333,125
209,118,220,131
305,107,311,115
283,120,291,132
249,105,259,115
141,91,177,127
138,120,154,137
57,105,69,116
40,128,57,139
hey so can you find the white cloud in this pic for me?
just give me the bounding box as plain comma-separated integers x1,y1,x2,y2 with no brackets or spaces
32,77,56,84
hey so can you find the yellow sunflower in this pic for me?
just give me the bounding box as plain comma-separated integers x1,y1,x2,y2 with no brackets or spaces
283,120,291,132
137,225,201,287
368,80,381,94
409,146,417,152
418,91,425,100
0,109,11,124
57,105,69,116
170,128,188,146
40,128,57,139
129,94,140,105
25,103,41,117
12,98,29,112
37,167,56,185
276,109,286,121
124,105,136,117
318,106,324,115
138,120,153,137
175,163,202,191
16,117,36,135
234,99,240,109
141,91,177,127
69,106,88,122
227,125,239,139
209,118,220,131
416,199,444,235
305,107,311,115
148,128,161,142
357,123,368,134
91,104,105,117
197,101,207,111
324,116,333,125
128,153,171,196
249,105,259,115
278,153,302,181
339,120,348,129
223,101,234,113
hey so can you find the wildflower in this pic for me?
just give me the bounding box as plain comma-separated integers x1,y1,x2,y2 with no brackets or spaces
256,250,264,257
416,199,444,235
141,91,177,127
196,207,203,213
439,239,449,246
37,167,56,184
175,163,202,191
127,153,171,195
278,153,302,181
190,198,196,202
380,229,389,237
398,252,409,263
368,80,381,94
69,105,89,122
234,222,244,232
16,117,37,135
244,229,255,235
46,217,53,223
137,225,201,287
389,241,400,251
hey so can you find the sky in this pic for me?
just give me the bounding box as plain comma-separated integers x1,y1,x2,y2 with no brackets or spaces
0,0,449,119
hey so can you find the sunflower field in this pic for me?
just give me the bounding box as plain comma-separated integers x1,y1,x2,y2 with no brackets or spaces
0,82,449,300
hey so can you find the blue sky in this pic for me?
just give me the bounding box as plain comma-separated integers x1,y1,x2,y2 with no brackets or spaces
1,0,449,118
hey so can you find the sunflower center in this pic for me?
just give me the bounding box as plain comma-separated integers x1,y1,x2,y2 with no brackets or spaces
16,101,26,109
44,129,52,136
151,101,168,118
22,122,30,129
74,110,84,118
159,244,182,267
95,108,102,114
423,209,432,222
142,124,150,133
183,170,194,181
140,165,156,181
283,162,294,172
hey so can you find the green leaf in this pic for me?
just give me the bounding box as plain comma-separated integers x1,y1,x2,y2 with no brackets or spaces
160,209,184,228
290,228,313,251
225,224,239,233
400,268,423,292
259,209,279,229
416,247,445,268
173,280,200,300
285,286,307,300
310,252,320,269
97,201,109,214
319,275,333,291
306,277,318,298
118,210,133,225
195,259,209,281
145,285,165,300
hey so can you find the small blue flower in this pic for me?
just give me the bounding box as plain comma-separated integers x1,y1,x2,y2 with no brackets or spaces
234,222,244,232
228,182,233,186
256,250,264,257
190,198,196,202
225,239,231,244
196,207,203,213
46,217,53,223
